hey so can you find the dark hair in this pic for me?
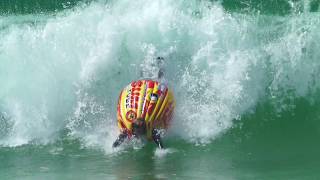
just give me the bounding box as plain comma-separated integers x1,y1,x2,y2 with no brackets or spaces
132,118,146,135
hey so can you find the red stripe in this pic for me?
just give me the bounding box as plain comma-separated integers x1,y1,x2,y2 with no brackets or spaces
147,80,155,88
119,120,126,129
117,90,124,121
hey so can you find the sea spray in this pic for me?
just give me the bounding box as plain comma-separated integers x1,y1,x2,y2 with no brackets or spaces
0,0,320,149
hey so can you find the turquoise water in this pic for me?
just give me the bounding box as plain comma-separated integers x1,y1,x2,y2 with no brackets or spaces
1,0,320,179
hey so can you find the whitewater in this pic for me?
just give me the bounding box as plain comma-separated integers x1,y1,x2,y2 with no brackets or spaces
1,0,320,179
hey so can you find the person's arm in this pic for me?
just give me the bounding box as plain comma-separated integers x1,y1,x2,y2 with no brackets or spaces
156,57,165,80
152,129,164,149
112,132,128,148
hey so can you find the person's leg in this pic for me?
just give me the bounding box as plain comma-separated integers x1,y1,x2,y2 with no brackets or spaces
152,128,164,149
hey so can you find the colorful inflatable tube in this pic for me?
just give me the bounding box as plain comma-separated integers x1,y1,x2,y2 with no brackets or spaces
117,80,175,139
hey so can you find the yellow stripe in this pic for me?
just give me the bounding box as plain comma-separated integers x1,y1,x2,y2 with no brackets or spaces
155,89,170,121
146,82,159,138
117,91,122,130
121,86,130,128
137,80,146,118
150,94,165,126
144,85,153,123
158,90,174,128
149,82,160,123
117,121,122,129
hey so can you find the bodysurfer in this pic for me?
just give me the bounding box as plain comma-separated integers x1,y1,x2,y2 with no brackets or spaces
112,57,175,149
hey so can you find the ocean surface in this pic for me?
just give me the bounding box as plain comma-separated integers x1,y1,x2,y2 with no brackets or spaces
1,0,320,179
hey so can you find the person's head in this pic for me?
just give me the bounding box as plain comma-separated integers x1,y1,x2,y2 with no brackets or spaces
132,118,146,136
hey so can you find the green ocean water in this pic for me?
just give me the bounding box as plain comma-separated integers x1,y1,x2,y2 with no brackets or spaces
1,0,320,179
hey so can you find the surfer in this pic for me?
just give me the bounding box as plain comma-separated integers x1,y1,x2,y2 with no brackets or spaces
112,57,175,149
112,117,165,148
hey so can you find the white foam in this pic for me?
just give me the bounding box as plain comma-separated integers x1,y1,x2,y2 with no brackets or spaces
1,0,320,148
154,148,177,158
